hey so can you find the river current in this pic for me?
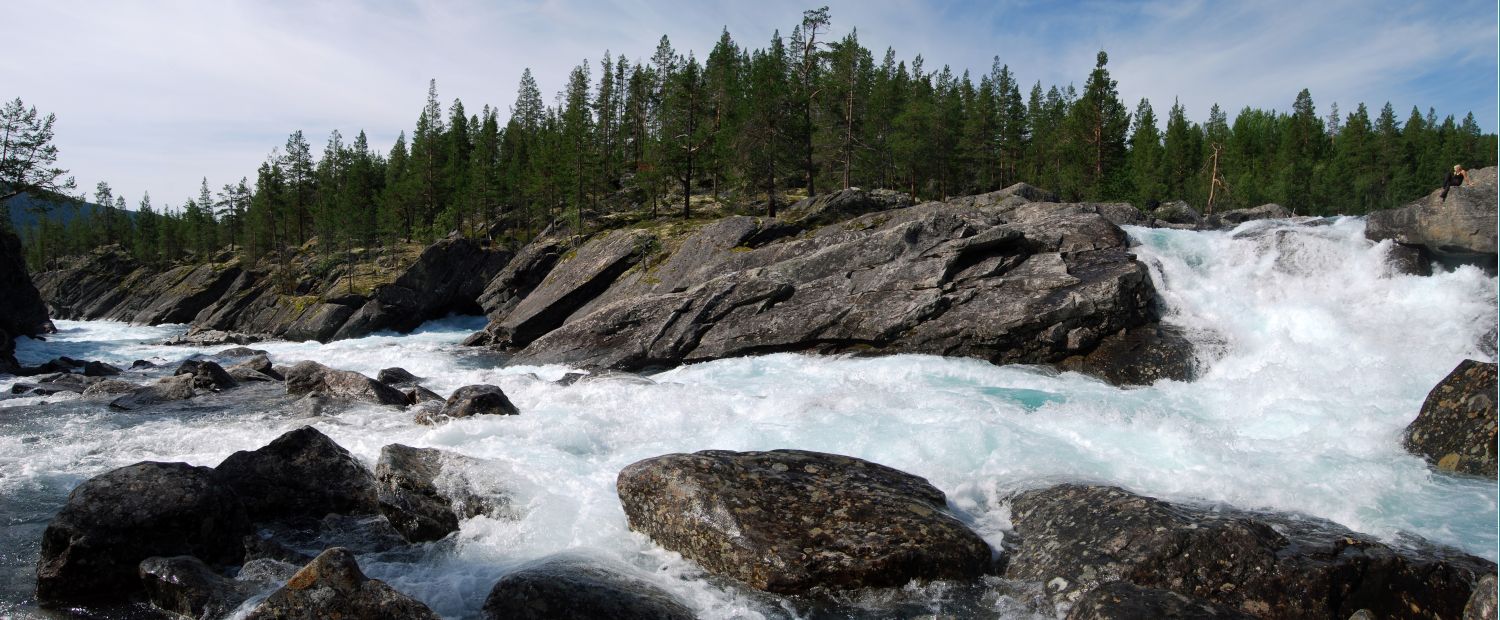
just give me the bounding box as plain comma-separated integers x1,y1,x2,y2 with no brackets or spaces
1,217,1494,618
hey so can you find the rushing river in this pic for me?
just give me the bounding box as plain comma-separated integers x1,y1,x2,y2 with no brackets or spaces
1,217,1495,618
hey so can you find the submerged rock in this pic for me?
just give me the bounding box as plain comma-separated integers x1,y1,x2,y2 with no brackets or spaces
617,449,992,594
139,555,259,620
376,444,496,543
245,547,439,620
482,553,694,620
35,462,250,606
1404,359,1498,478
215,426,379,523
81,379,140,397
1003,484,1494,618
282,360,407,406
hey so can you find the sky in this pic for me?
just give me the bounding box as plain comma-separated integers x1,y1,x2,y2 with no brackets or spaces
5,0,1496,208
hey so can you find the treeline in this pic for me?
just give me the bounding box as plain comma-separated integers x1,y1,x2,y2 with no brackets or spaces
15,7,1496,270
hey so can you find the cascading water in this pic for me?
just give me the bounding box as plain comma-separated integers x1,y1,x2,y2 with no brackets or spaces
0,216,1493,618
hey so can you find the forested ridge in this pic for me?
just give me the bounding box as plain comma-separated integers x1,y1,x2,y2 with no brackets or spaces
9,7,1496,271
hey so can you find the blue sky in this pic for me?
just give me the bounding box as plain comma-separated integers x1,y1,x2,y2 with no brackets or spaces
4,0,1495,208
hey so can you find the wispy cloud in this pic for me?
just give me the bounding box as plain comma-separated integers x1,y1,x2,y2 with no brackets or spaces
3,0,1493,206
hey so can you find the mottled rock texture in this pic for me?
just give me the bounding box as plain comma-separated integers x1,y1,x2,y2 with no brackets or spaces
482,553,695,620
617,449,991,594
1404,360,1497,478
245,547,439,619
375,444,494,542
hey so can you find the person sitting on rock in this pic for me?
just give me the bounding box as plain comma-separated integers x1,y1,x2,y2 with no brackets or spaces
1440,164,1469,201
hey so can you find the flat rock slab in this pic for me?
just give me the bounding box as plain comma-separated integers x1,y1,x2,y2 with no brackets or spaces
1404,359,1497,478
617,449,991,594
1004,484,1494,619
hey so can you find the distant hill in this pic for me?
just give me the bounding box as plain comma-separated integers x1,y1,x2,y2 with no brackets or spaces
2,191,132,233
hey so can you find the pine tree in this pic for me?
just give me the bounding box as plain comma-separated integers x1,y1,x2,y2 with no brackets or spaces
1066,51,1130,200
1127,98,1164,205
561,61,594,231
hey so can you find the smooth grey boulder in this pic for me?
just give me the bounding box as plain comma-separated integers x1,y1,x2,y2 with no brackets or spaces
1366,167,1497,266
1004,484,1494,619
1066,581,1254,619
375,444,494,543
227,353,280,380
35,462,250,606
282,360,407,406
1404,360,1497,478
245,547,439,620
109,374,197,410
617,449,992,594
215,426,379,523
482,553,694,620
139,555,259,620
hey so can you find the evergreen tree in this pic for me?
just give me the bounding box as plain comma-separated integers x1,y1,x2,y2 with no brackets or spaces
1066,51,1129,200
1127,98,1164,205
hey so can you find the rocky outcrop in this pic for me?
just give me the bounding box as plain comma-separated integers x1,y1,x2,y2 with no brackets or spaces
245,547,439,620
0,227,50,374
1366,166,1498,268
33,236,509,343
282,360,407,406
1003,484,1494,619
35,462,250,606
1404,360,1497,478
617,449,992,594
783,187,916,227
1204,203,1292,229
375,444,495,543
482,554,694,620
475,233,568,323
480,192,1168,384
215,426,379,523
139,555,259,619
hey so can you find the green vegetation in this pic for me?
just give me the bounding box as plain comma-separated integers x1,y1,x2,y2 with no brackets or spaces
8,7,1496,271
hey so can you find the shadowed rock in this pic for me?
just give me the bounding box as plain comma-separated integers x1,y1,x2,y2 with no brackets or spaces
375,444,496,543
1404,360,1497,478
176,359,238,391
1066,581,1254,619
109,374,197,410
245,547,439,620
140,555,259,620
35,462,249,606
1366,166,1497,268
1466,574,1497,620
617,449,992,594
377,366,420,386
1004,484,1494,619
215,426,379,523
482,553,694,620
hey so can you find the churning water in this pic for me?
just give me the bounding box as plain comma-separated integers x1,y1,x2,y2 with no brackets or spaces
0,217,1494,618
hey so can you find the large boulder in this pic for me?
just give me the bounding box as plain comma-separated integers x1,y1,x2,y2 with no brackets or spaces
0,226,51,374
1004,484,1494,618
1152,201,1204,229
176,359,238,391
437,385,519,419
1058,325,1198,386
1366,166,1497,267
215,426,379,523
35,462,250,606
617,449,992,594
245,547,439,619
1204,203,1292,229
482,553,694,620
139,555,259,619
498,198,1168,386
1404,360,1497,478
375,444,495,543
282,360,407,406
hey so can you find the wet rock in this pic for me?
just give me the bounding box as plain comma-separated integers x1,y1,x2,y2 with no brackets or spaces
1466,574,1496,620
1404,360,1498,478
1067,581,1254,619
81,360,123,376
406,385,442,404
109,374,197,410
176,359,239,391
1385,243,1434,276
139,555,258,620
1204,203,1292,229
164,329,262,347
245,547,439,620
216,346,269,358
1004,484,1494,618
0,227,51,374
375,444,496,543
243,535,315,566
81,379,140,397
1366,167,1497,268
215,426,379,523
377,366,420,386
617,449,992,594
282,360,407,406
131,359,158,370
227,354,281,380
436,384,520,420
290,393,340,417
35,462,250,606
482,553,694,620
10,381,82,396
229,367,280,383
237,558,302,585
1058,324,1197,386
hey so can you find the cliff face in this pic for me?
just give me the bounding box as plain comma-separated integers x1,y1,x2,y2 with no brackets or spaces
33,237,510,343
1366,166,1498,269
0,227,51,373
